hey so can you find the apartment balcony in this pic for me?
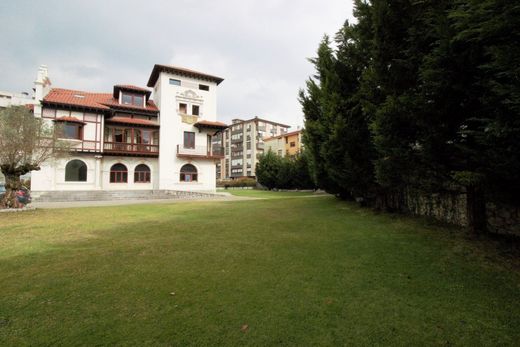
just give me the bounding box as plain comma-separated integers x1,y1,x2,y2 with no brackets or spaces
257,142,265,150
231,128,243,135
104,142,159,157
177,145,224,160
231,137,243,143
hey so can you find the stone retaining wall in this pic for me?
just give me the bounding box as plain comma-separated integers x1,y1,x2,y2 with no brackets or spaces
393,189,520,236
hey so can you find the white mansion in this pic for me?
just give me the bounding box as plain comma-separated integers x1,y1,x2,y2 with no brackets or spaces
31,64,227,193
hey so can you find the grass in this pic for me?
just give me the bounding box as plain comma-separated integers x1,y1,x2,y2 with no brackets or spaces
1,192,519,346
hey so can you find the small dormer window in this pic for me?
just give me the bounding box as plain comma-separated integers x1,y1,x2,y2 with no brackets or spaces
121,93,144,107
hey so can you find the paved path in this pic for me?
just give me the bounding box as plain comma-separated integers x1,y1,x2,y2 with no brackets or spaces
28,192,330,209
30,193,257,209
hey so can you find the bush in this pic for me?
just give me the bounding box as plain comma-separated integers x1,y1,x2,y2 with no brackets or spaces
218,177,256,189
256,150,315,190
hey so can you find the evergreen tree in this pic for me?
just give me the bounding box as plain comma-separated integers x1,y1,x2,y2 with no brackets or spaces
255,150,282,190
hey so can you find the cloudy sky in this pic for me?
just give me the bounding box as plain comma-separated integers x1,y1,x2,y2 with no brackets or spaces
0,0,354,128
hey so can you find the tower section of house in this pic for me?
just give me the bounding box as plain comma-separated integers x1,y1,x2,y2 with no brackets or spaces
217,117,290,179
264,130,303,157
147,65,227,192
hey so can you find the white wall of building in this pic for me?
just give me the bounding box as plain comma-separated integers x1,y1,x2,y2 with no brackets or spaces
154,71,219,192
32,155,159,191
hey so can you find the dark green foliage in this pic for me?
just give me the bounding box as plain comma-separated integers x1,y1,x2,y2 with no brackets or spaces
256,150,282,190
300,4,378,199
300,0,520,231
256,150,315,190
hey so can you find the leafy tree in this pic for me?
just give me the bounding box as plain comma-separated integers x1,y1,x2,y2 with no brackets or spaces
256,149,282,190
0,106,67,208
256,150,316,190
300,0,519,233
300,3,378,200
291,151,316,190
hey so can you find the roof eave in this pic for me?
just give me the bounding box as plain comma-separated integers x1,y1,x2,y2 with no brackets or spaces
147,64,224,87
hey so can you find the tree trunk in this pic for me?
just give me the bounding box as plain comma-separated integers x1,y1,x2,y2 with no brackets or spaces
1,171,22,209
466,185,487,234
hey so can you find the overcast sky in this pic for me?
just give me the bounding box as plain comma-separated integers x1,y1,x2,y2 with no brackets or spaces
0,0,354,128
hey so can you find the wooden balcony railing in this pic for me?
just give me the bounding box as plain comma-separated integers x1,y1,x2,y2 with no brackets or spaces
104,141,159,156
177,145,224,159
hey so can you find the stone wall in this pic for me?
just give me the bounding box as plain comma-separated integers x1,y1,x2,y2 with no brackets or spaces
401,190,468,227
389,189,519,237
486,202,520,236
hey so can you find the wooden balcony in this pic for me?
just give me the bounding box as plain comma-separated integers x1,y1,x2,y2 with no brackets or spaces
177,145,224,160
104,142,159,157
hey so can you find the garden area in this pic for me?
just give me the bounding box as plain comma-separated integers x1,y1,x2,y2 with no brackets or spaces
1,191,519,346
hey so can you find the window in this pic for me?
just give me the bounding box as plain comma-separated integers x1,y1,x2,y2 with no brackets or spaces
134,164,151,183
180,164,197,182
285,137,289,144
192,105,200,116
179,103,187,114
278,150,283,156
63,123,82,140
199,84,209,91
113,129,129,143
290,142,296,147
121,93,144,107
184,131,195,149
110,163,128,183
170,78,181,86
65,160,87,182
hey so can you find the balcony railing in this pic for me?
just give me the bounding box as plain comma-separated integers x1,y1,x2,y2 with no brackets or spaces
104,142,159,156
177,145,224,159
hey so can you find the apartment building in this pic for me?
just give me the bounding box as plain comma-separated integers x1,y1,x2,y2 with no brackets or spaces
264,130,303,157
217,117,290,179
0,90,36,109
30,64,227,193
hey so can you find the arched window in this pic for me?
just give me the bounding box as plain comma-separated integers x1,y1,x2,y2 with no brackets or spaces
134,164,151,183
110,163,128,183
180,164,197,182
65,160,87,182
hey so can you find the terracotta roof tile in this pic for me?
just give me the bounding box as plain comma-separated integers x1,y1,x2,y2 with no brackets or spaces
53,116,86,124
43,88,158,113
263,130,302,142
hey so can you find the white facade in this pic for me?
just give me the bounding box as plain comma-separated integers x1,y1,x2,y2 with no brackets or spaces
152,70,220,192
30,64,225,194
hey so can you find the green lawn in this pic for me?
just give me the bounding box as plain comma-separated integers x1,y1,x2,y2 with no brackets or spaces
1,193,519,346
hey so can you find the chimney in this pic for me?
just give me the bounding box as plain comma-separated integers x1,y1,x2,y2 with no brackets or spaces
34,65,51,101
33,65,51,118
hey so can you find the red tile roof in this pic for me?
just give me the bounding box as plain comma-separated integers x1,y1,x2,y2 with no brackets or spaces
53,116,86,124
147,64,224,87
105,117,159,127
263,130,302,142
43,88,158,113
